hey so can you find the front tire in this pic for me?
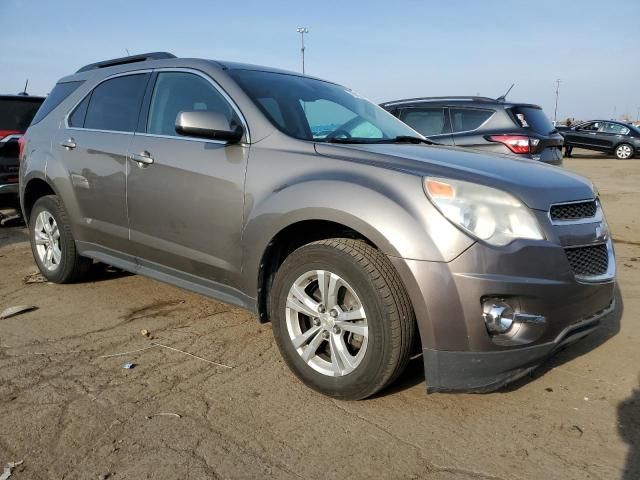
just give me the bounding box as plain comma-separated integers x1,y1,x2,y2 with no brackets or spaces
615,143,634,160
29,195,91,283
270,239,415,400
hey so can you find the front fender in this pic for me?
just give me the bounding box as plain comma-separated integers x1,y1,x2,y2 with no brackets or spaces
241,175,473,297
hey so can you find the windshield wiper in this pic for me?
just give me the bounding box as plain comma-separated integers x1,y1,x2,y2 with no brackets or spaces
385,135,437,145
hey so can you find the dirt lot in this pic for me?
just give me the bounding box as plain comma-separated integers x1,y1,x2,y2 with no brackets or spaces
0,149,638,480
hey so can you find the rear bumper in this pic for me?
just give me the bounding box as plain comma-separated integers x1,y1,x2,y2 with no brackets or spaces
423,299,615,392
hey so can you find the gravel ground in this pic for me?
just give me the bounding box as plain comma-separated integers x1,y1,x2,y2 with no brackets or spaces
0,150,638,480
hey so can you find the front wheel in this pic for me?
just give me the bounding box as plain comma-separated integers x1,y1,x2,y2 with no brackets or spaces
615,143,634,160
270,239,415,400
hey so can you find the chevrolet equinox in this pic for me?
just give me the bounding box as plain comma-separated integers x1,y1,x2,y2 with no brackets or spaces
20,52,616,399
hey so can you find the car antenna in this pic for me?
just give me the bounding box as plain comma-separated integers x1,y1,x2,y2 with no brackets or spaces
496,83,514,103
18,79,29,96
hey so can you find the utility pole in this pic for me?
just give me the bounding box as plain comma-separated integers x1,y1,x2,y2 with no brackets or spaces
553,79,560,124
296,27,309,74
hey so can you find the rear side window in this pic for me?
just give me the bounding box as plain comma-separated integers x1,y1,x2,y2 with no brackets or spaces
84,74,149,132
0,98,43,131
400,108,450,137
450,108,493,133
602,122,629,135
68,95,90,127
510,106,554,135
30,81,82,126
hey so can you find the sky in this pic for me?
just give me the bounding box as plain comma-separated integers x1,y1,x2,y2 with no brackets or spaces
1,0,638,121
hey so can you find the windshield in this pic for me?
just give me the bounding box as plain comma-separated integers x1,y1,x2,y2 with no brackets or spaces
228,69,420,142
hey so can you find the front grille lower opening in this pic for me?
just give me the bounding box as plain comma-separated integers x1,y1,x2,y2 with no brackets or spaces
564,243,608,277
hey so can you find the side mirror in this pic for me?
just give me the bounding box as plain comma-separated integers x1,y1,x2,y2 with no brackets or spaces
175,111,244,143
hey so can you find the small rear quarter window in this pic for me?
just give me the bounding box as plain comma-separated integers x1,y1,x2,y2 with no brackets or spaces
30,81,84,126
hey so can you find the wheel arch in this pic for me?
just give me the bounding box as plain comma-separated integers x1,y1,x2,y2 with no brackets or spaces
22,175,58,222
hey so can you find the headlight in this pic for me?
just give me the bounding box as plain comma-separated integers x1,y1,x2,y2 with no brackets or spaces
424,177,544,246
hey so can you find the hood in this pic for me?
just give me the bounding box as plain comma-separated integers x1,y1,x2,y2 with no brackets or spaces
314,143,595,211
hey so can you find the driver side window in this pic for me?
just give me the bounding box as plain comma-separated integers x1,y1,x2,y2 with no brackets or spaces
147,72,239,137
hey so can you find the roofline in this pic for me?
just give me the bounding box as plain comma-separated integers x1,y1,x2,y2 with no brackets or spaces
381,96,497,107
0,94,46,100
380,97,543,110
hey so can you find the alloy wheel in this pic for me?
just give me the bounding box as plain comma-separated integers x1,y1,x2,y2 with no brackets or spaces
616,144,632,159
285,269,368,377
34,210,62,271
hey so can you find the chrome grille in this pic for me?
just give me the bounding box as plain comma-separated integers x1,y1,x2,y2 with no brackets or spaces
565,244,608,277
550,200,597,221
549,200,598,220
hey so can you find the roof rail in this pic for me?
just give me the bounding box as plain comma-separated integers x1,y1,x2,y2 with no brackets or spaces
76,52,177,73
381,96,497,107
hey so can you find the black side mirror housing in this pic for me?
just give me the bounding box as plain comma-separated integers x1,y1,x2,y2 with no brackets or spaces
175,111,244,143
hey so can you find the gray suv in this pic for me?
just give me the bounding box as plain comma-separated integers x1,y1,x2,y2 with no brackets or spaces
20,52,616,399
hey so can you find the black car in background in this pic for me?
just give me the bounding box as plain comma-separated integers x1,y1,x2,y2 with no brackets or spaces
1,94,45,197
380,97,564,165
561,120,640,159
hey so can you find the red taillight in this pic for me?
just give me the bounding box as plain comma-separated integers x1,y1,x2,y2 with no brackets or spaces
487,134,531,154
18,136,27,161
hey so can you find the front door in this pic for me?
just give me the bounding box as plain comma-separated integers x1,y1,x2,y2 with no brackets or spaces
126,70,248,290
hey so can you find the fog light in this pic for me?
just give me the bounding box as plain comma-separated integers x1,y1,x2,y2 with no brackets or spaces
482,301,515,334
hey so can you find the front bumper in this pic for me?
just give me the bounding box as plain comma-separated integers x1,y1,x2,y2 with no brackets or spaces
389,233,617,393
422,299,615,392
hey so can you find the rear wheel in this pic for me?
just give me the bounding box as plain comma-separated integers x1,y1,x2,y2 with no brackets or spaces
270,238,415,400
29,195,91,283
615,143,634,160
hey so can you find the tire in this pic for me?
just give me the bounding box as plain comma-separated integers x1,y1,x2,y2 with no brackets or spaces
615,143,634,160
29,195,91,283
270,238,415,400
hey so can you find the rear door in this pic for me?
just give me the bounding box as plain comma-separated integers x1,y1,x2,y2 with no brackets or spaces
126,69,248,290
57,72,150,251
601,122,631,150
397,107,453,144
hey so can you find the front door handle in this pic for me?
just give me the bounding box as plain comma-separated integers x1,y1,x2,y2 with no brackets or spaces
60,138,76,149
130,151,154,166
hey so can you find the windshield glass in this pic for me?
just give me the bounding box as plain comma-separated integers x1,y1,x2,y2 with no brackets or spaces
228,69,420,142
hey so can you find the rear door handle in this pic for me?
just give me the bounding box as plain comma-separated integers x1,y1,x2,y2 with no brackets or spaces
60,138,76,149
130,151,154,165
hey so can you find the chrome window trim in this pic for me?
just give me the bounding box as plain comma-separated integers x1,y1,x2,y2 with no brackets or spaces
133,131,227,146
63,69,152,132
149,67,251,144
63,67,251,144
548,198,602,225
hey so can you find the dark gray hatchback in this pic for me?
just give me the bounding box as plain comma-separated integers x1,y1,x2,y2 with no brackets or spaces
19,53,616,399
381,97,565,166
